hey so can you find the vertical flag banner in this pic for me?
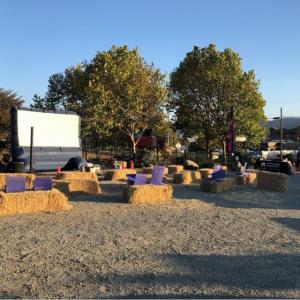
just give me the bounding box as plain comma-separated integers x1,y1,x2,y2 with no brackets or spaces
226,108,234,154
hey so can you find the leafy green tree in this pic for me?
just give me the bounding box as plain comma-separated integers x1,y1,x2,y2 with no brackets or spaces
169,44,266,159
44,73,65,110
30,94,45,109
86,45,168,157
0,88,24,145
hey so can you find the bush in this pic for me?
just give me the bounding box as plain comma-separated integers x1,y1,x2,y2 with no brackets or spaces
197,160,214,168
135,149,157,167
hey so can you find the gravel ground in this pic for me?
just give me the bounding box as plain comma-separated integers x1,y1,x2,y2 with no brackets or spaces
0,174,300,298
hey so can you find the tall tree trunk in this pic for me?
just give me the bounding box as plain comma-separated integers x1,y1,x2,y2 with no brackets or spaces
205,137,209,160
130,135,136,160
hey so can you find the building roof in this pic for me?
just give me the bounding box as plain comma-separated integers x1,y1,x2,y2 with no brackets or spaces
266,117,300,130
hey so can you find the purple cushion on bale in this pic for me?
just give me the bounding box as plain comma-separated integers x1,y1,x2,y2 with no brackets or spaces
150,166,165,185
127,174,147,185
33,176,52,191
6,176,26,193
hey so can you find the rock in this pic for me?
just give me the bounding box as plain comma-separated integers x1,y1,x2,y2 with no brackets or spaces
184,160,199,170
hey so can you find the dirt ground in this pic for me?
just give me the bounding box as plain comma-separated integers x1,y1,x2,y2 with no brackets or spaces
0,174,300,298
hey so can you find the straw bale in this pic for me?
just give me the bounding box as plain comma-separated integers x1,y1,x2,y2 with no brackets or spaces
55,171,98,181
141,167,168,175
0,188,71,216
0,173,35,189
221,165,228,172
141,167,153,174
168,165,184,174
235,172,257,185
257,171,288,192
173,171,201,184
123,184,173,204
104,169,137,181
53,179,100,194
201,178,234,193
199,168,214,179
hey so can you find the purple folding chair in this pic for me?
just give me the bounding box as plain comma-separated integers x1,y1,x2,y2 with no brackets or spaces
33,176,52,191
127,174,148,185
211,169,226,180
150,166,165,185
6,176,26,193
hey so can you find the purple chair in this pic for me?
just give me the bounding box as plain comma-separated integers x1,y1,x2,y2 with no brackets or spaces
211,169,226,180
150,166,165,185
33,176,52,191
6,176,26,193
127,174,148,185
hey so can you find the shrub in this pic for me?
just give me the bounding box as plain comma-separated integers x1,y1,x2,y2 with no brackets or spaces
135,149,157,167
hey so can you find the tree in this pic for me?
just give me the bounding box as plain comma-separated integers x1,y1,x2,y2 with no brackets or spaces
30,94,45,109
86,45,168,158
169,44,266,160
0,88,24,145
44,73,65,110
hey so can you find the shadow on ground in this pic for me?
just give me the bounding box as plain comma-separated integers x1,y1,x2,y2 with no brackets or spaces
87,253,300,298
172,174,300,210
273,217,300,234
69,183,126,204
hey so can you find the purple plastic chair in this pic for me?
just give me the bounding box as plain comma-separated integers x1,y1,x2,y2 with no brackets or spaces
127,174,148,185
211,169,226,180
33,176,52,191
6,176,26,193
150,166,165,185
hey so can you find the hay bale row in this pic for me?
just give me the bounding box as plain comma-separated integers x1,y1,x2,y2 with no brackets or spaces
0,188,71,216
53,179,100,195
257,171,288,192
55,171,98,181
104,169,137,181
235,172,257,185
201,178,234,193
123,184,173,204
141,167,168,175
168,165,184,174
199,168,214,179
0,173,35,189
173,171,201,184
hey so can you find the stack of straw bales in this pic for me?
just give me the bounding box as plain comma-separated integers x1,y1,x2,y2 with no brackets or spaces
0,173,35,189
104,169,136,181
201,178,234,193
168,165,184,174
199,168,214,179
55,172,98,181
123,184,173,204
53,179,100,195
173,171,201,184
0,188,71,216
257,171,288,192
54,171,100,194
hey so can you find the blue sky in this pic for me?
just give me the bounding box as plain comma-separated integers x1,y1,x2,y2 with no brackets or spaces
1,0,299,118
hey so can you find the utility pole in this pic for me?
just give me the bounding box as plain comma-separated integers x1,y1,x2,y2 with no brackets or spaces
280,107,283,161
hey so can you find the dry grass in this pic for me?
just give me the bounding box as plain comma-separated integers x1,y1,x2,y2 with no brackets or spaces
0,188,71,216
257,171,288,192
104,169,137,181
201,178,235,193
168,165,184,174
0,173,35,189
53,179,100,195
55,172,98,181
173,171,201,184
123,184,173,204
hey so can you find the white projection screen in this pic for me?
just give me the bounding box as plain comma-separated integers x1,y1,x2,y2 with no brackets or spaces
17,110,80,147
